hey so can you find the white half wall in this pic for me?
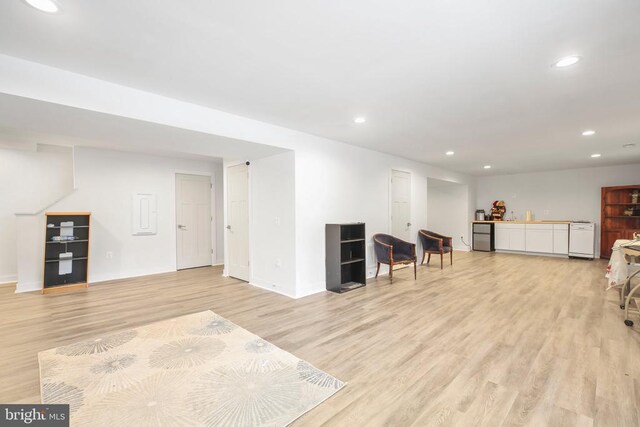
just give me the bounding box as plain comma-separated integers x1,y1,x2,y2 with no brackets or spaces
15,147,223,292
427,178,470,252
476,163,640,256
0,144,74,283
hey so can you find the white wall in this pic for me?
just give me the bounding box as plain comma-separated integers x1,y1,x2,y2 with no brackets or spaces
6,56,640,297
427,179,470,252
0,144,74,283
0,55,475,297
476,163,640,256
249,151,296,297
15,147,223,292
293,141,474,297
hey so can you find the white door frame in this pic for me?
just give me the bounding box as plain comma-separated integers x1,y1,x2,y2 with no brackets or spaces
224,161,251,281
389,168,412,238
175,172,214,269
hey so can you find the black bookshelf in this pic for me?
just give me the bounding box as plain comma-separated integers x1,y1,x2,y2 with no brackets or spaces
43,212,91,293
325,223,366,293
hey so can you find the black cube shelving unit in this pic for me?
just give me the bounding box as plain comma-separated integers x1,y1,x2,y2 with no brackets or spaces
43,212,91,294
326,223,366,293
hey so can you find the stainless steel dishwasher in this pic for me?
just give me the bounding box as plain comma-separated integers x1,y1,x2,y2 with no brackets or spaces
473,223,495,252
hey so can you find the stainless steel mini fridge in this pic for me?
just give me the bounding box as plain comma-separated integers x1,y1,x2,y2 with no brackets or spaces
473,223,495,252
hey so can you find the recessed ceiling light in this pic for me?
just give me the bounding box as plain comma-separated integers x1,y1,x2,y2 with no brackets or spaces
483,165,492,169
446,151,455,156
582,130,596,136
353,117,366,124
553,56,581,68
623,143,636,148
24,0,59,13
590,153,601,158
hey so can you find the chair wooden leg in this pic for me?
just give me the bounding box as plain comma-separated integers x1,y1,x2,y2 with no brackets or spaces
427,253,431,264
421,251,426,265
440,252,443,269
389,262,394,284
375,262,380,278
414,261,417,280
450,250,453,266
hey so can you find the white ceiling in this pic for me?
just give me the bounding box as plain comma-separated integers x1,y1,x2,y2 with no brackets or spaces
0,0,639,175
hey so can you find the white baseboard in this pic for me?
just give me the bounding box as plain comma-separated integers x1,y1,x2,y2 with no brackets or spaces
15,281,42,293
0,274,17,285
295,287,326,299
90,268,177,285
16,269,181,293
292,280,327,299
248,279,296,299
494,250,569,258
367,264,390,279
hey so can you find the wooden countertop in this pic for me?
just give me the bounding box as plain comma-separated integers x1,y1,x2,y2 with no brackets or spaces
472,220,572,224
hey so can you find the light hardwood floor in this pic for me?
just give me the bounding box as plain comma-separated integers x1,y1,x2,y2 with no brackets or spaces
1,251,638,426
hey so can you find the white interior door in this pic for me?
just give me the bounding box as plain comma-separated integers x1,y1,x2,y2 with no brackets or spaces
391,169,412,240
227,163,249,281
176,173,212,270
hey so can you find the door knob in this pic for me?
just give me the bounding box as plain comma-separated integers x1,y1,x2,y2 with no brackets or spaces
407,222,412,227
226,225,231,230
178,224,187,230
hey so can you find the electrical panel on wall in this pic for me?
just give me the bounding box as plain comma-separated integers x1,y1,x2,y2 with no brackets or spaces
132,193,157,235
